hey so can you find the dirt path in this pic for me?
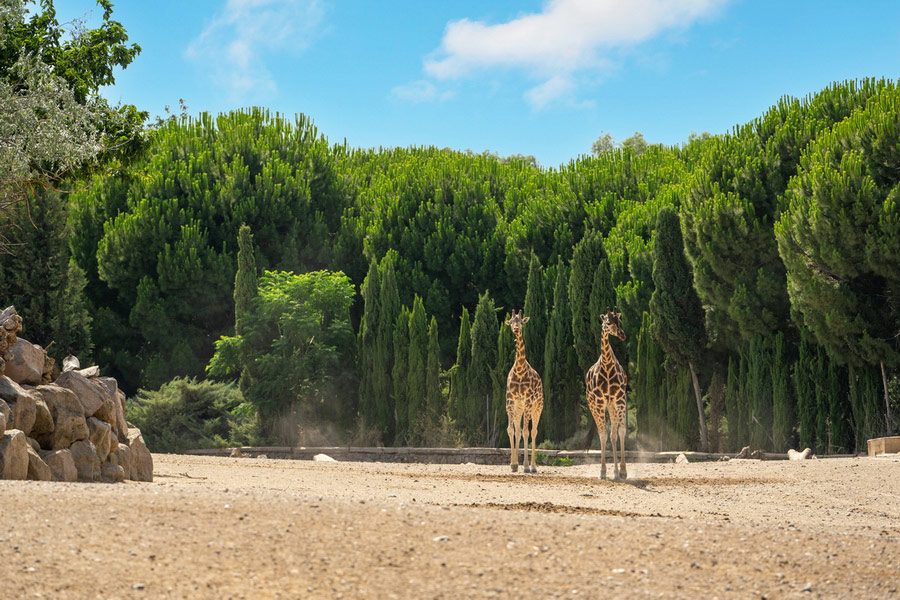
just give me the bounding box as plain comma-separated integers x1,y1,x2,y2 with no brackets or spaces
1,454,898,599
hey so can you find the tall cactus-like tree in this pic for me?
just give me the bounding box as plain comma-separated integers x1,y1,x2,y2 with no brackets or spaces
449,308,472,424
468,291,498,444
523,252,547,373
357,259,380,426
425,316,442,426
234,224,257,337
407,296,429,438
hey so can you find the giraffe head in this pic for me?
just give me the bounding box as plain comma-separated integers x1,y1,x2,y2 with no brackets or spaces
505,309,530,334
601,307,626,340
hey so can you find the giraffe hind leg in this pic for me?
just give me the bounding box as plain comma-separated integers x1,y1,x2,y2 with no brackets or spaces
528,408,541,473
507,410,519,472
522,415,533,473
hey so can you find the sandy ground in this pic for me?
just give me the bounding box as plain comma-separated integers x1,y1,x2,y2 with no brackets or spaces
1,453,898,599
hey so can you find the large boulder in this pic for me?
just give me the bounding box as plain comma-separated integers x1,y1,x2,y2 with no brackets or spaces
69,439,100,482
92,378,120,429
0,429,29,479
126,427,153,482
54,370,110,418
26,444,51,481
87,417,112,463
112,389,128,442
6,388,36,436
111,444,132,480
42,449,77,482
0,374,30,403
2,338,46,386
0,398,8,432
33,384,89,450
31,396,54,437
100,460,125,484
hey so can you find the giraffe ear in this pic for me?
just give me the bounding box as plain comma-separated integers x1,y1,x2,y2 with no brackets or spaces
522,316,530,324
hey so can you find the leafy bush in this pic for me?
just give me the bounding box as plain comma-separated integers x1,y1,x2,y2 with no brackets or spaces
127,377,260,453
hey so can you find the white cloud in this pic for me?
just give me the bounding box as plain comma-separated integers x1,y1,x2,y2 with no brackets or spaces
187,0,326,100
422,0,726,108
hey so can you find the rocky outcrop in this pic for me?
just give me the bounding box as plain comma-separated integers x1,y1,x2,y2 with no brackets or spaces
0,307,153,483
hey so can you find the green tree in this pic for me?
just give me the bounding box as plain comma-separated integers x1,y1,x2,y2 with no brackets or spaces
543,258,579,442
649,207,709,451
771,332,793,451
425,316,442,426
523,252,547,374
375,252,400,441
407,296,428,440
468,291,498,443
449,308,471,424
392,305,411,443
569,231,609,371
793,335,817,451
493,312,515,446
357,259,380,426
234,225,257,337
207,270,355,444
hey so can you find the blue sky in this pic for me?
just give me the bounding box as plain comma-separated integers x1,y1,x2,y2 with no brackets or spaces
55,0,900,168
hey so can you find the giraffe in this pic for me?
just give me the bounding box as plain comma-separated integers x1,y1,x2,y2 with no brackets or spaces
585,307,628,480
505,310,544,473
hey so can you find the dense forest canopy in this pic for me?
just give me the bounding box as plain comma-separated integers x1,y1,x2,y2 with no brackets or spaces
4,72,899,452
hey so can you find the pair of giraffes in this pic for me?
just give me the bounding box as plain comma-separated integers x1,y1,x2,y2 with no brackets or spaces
504,308,628,480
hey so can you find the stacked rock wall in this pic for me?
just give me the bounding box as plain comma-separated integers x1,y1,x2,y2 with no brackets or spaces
0,306,153,483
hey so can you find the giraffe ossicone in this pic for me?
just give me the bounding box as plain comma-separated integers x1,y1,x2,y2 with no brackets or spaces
504,309,544,473
585,307,628,480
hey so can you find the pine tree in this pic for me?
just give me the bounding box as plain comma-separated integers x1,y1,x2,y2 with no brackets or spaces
425,316,442,427
357,259,380,426
649,206,710,451
468,291,498,444
407,296,428,441
392,305,411,444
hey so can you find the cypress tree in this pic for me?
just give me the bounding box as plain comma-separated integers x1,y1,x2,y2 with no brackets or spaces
523,253,547,374
544,258,579,443
748,335,773,451
357,259,380,426
407,296,428,440
376,253,400,442
392,305,411,444
724,356,740,452
649,206,710,451
793,335,816,451
633,312,665,450
588,261,617,353
425,316,442,427
569,231,608,371
771,332,793,451
493,312,515,446
449,308,472,425
234,224,258,337
826,359,851,454
469,291,498,444
813,347,829,455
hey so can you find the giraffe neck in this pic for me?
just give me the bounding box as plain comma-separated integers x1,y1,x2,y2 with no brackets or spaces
600,330,618,370
513,329,528,370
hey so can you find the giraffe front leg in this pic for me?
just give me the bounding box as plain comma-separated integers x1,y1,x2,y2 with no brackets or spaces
528,410,541,473
507,415,518,472
588,404,607,480
522,416,533,473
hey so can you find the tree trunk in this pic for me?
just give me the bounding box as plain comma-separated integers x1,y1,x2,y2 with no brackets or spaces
881,361,894,436
689,361,709,452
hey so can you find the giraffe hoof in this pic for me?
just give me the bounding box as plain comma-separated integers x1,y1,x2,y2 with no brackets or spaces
511,464,518,473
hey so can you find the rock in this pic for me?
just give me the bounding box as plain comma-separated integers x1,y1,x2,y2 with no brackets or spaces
26,436,40,452
113,389,128,442
87,417,112,463
33,384,89,450
42,449,77,482
92,378,119,427
100,460,124,483
0,306,22,372
788,448,812,460
0,398,8,432
76,366,100,378
735,446,751,459
675,452,689,464
31,396,54,437
0,374,30,403
26,444,51,481
69,439,100,482
230,447,243,458
126,427,153,482
54,370,110,418
111,444,132,480
750,449,765,460
62,355,80,372
0,429,29,479
313,453,336,462
3,338,46,385
7,388,37,436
